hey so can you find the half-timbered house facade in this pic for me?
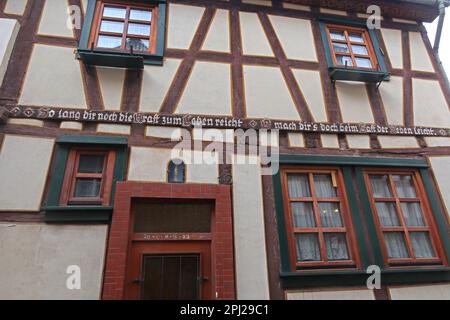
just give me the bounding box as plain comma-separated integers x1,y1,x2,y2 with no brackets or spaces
0,0,450,300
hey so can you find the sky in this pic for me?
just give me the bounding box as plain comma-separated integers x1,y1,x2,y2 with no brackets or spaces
424,7,450,76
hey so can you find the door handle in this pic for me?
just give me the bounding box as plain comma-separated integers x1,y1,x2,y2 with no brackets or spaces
132,278,144,285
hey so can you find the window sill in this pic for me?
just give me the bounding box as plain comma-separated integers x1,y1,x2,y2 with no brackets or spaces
329,67,390,83
76,49,163,69
43,206,113,223
280,267,450,289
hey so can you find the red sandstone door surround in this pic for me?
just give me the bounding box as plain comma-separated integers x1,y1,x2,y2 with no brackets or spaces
102,182,235,300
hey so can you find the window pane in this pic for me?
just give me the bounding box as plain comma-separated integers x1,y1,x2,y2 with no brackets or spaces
336,55,353,67
318,202,343,228
97,35,122,49
128,23,151,36
332,42,349,53
393,175,417,198
291,202,316,228
400,202,426,227
74,178,102,198
100,20,124,33
351,45,368,55
78,154,105,174
375,202,400,226
330,30,345,41
103,6,126,19
126,38,149,51
287,174,311,198
349,32,364,43
314,174,337,198
410,232,436,258
130,9,152,21
369,175,392,198
295,234,321,262
384,232,410,259
325,233,349,260
355,57,373,68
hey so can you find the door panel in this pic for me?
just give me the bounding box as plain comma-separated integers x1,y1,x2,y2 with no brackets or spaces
125,241,211,300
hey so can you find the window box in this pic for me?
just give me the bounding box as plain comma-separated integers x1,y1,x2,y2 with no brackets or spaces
319,17,390,83
77,0,167,68
43,135,128,222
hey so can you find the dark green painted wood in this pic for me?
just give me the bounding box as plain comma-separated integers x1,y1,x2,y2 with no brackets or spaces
420,168,450,265
45,144,70,207
272,170,292,273
78,0,166,67
354,166,386,267
279,154,428,167
57,135,128,145
342,167,371,268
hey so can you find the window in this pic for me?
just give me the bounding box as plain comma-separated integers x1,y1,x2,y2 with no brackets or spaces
168,159,186,183
77,0,167,68
326,25,378,70
318,18,389,82
364,170,445,266
90,2,157,53
60,149,116,206
281,168,359,269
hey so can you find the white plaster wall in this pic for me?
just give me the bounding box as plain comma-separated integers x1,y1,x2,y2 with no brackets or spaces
202,9,230,53
380,29,403,69
409,32,434,72
287,288,375,300
413,79,450,128
378,136,418,148
167,4,205,49
38,0,74,38
336,82,374,123
97,67,125,111
321,134,340,148
140,58,181,112
282,3,310,11
0,19,19,87
379,76,404,125
176,61,232,116
292,69,327,122
244,65,300,120
389,284,450,300
4,0,28,15
60,121,82,130
346,135,371,149
429,156,450,218
288,133,304,147
0,223,108,300
8,119,44,127
146,126,185,140
242,0,272,6
240,12,274,56
97,124,130,135
232,156,270,299
319,8,347,16
19,44,87,108
268,15,317,61
128,147,219,184
0,135,54,211
425,137,450,147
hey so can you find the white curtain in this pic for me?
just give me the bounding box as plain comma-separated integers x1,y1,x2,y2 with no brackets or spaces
325,233,349,260
314,174,336,198
384,232,409,258
370,175,392,198
393,175,417,198
318,202,343,227
296,234,321,261
411,232,435,258
291,202,315,228
287,174,310,198
400,202,425,226
376,202,400,226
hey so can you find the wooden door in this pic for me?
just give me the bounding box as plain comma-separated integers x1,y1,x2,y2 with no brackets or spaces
125,241,212,300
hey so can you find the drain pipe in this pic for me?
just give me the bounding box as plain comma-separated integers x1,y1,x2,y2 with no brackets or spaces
432,0,450,92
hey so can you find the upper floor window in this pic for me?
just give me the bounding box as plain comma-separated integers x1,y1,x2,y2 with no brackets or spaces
364,170,445,266
326,24,378,71
90,2,158,53
60,148,116,206
281,168,359,269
